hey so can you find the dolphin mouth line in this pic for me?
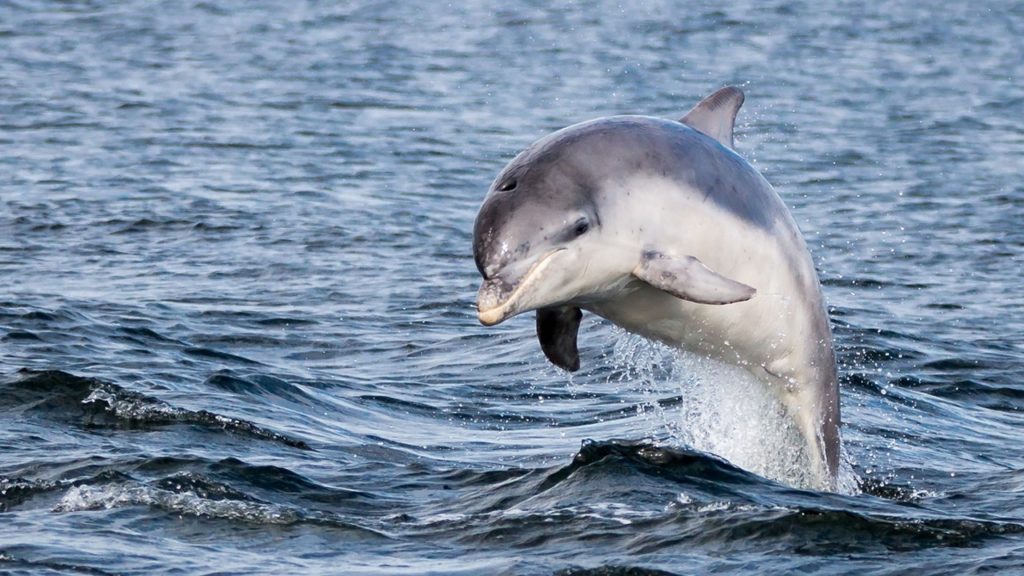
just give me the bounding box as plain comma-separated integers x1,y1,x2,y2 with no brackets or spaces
477,248,566,326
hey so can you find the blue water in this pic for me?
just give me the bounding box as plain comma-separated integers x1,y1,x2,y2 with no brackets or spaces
2,1,1023,574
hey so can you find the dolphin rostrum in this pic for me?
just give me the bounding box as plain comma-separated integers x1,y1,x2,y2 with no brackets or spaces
472,87,841,490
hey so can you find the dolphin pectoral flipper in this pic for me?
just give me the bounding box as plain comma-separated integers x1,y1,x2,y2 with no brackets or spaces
634,251,756,305
536,306,583,372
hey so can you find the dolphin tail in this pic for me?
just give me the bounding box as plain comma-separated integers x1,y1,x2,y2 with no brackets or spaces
785,384,841,491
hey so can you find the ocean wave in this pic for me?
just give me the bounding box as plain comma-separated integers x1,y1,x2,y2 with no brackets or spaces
55,482,301,524
2,370,310,449
51,477,390,539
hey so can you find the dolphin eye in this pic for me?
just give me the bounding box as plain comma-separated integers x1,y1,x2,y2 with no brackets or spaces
573,217,590,237
497,179,517,192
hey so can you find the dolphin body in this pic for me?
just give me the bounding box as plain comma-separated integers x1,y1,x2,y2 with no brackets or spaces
472,87,840,490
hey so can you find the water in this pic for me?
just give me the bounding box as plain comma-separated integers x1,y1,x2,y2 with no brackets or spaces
2,1,1022,573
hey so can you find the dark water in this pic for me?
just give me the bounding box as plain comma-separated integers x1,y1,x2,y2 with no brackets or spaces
2,1,1023,574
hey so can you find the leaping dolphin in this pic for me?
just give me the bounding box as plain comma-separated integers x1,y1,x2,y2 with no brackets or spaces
471,87,841,490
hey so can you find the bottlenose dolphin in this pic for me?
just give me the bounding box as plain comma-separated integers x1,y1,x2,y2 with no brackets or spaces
471,87,841,490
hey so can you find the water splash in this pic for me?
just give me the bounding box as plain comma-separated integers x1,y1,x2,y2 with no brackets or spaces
607,332,859,492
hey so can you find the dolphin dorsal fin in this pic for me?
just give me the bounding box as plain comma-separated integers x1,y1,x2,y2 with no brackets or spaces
679,86,745,149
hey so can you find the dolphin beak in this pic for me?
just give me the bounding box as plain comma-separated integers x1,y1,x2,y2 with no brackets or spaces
476,249,566,326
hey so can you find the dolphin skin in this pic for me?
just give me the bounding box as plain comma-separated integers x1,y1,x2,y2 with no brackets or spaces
472,87,841,490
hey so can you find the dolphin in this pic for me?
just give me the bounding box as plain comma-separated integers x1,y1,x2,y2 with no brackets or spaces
471,87,841,490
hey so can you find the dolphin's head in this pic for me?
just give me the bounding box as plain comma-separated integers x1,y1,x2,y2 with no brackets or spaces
472,127,630,326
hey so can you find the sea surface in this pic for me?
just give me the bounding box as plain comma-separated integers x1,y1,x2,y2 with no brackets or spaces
2,1,1023,574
